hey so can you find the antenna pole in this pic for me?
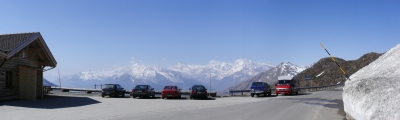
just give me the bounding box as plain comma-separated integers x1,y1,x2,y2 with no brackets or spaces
209,73,211,97
320,43,351,81
58,69,61,89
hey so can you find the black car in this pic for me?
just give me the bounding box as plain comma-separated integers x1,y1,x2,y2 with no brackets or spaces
131,85,155,98
101,84,126,97
189,85,208,99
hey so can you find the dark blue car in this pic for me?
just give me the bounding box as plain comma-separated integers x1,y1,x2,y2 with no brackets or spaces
250,82,271,97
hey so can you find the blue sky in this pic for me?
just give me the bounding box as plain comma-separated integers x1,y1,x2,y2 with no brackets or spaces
1,0,399,80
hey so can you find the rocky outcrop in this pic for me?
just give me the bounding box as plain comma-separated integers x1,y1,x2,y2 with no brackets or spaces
297,52,382,87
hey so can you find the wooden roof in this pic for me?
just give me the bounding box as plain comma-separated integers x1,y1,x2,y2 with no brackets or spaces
0,32,57,67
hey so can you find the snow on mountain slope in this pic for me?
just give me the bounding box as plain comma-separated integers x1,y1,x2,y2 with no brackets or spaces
61,59,273,91
61,62,202,90
169,59,274,91
169,59,273,81
225,62,307,92
343,44,400,120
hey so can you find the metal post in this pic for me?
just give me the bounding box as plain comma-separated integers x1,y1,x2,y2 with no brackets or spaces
58,69,61,89
209,74,211,97
320,43,351,81
101,84,102,89
94,84,96,89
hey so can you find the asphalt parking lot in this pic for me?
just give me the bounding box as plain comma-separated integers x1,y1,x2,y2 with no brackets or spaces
0,88,345,120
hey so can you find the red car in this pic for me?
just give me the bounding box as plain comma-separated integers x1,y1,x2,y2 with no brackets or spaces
161,85,181,99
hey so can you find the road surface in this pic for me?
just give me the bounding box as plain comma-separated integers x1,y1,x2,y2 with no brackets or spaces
0,87,345,120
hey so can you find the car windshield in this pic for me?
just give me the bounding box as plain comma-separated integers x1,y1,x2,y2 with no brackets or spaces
278,80,291,84
164,86,177,90
252,82,263,86
104,85,115,89
192,86,205,91
135,85,148,89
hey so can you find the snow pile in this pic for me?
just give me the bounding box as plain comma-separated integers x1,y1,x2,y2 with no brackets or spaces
343,44,400,120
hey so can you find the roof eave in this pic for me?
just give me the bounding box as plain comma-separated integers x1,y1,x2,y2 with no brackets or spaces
6,32,57,67
37,34,57,67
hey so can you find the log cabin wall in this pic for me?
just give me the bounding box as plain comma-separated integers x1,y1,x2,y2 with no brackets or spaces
0,46,45,100
0,32,57,100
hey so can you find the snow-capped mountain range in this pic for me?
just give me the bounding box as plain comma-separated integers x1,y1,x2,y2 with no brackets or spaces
224,62,308,92
56,59,282,91
168,59,274,91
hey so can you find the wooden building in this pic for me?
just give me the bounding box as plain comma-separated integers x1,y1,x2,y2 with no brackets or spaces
0,32,57,100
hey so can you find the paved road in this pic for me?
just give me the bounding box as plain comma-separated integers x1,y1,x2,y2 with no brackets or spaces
0,87,345,120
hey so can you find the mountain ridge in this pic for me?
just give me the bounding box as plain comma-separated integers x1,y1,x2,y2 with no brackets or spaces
224,62,307,93
58,59,274,91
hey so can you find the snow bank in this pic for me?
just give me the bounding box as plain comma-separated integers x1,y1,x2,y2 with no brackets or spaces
343,44,400,120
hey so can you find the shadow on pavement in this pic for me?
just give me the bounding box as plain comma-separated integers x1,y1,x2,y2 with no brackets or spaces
281,97,346,120
0,95,100,109
276,92,312,96
131,96,162,99
326,89,344,91
161,97,189,100
190,97,216,100
250,95,278,98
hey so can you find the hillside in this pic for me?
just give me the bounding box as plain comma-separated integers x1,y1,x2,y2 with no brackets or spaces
297,52,382,87
43,78,58,87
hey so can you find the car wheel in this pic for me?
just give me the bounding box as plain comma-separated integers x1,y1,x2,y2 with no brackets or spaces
162,97,165,99
122,92,125,97
179,95,181,99
268,92,271,96
251,93,254,97
132,96,136,99
102,95,105,98
296,91,298,95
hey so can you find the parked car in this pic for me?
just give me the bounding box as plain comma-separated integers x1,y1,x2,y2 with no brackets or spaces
189,85,208,99
161,85,181,99
101,84,126,98
250,82,271,97
131,85,155,98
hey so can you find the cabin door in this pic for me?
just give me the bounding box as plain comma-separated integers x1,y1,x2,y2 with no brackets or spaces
19,65,37,100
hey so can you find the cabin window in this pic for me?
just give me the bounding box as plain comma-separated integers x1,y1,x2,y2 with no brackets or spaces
6,71,12,88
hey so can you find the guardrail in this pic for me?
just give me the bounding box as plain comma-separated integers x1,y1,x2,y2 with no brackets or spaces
51,87,217,97
228,84,345,96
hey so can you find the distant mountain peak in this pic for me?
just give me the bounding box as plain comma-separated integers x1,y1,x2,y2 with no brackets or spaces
61,58,274,92
224,62,307,92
